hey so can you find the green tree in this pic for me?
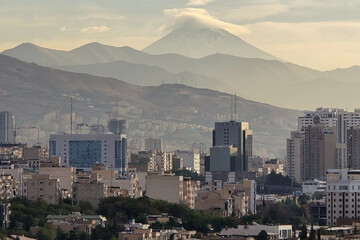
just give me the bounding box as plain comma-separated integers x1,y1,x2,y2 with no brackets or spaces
299,224,307,240
255,230,269,240
309,225,316,240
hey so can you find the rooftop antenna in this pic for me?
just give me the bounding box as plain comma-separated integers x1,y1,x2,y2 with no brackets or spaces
234,93,237,121
70,97,73,134
230,95,233,121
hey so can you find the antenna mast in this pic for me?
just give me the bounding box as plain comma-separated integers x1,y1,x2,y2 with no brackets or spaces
234,93,237,121
70,97,73,134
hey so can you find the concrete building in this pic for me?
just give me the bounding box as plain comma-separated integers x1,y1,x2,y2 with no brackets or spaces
145,173,183,204
220,224,292,240
154,151,172,172
286,131,304,183
326,169,360,226
23,146,48,161
39,160,75,197
107,119,126,135
303,124,336,180
302,179,326,195
25,174,60,204
72,177,108,208
0,168,23,197
175,150,200,173
0,174,18,199
183,178,200,209
263,159,285,175
144,138,162,152
298,108,360,169
171,155,183,171
212,121,253,172
129,151,157,172
45,213,107,235
0,112,15,144
348,126,360,169
49,133,127,172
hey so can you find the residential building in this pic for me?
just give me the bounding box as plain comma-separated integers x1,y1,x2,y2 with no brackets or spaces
154,151,172,172
348,126,360,169
0,174,17,199
25,174,60,204
129,151,157,172
49,133,127,172
219,224,292,240
23,145,48,161
263,159,285,175
183,178,200,209
286,131,304,183
326,168,360,226
144,138,162,152
0,111,15,144
175,150,200,173
303,124,336,180
39,161,75,197
171,155,183,171
302,179,327,195
45,213,106,235
145,173,183,204
72,174,108,208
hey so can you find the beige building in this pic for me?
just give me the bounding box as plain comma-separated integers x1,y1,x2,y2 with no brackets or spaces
0,174,17,199
72,175,108,208
45,213,106,235
154,151,172,172
326,169,360,226
183,178,200,209
39,164,75,197
263,159,285,175
25,174,60,204
146,173,183,204
23,145,48,161
129,151,158,172
303,124,337,180
286,131,304,183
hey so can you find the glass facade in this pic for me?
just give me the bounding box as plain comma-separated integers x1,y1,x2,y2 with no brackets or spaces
69,140,101,168
115,138,127,170
49,140,56,157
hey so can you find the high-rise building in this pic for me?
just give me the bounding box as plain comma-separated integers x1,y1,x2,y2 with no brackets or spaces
347,126,360,169
0,112,15,144
145,138,163,152
49,133,127,171
303,124,336,180
286,131,304,183
107,119,126,135
211,121,253,172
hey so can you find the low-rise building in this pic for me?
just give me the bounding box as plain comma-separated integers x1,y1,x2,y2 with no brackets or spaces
146,173,183,204
45,213,106,235
219,224,292,240
72,177,108,208
25,174,60,204
0,174,17,199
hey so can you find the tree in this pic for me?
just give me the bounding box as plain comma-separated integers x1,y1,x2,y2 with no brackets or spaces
299,224,307,240
309,224,316,240
255,230,269,240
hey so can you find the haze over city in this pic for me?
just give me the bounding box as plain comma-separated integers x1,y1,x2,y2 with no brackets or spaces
2,0,360,239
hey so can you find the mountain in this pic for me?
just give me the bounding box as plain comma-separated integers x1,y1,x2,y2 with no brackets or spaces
0,54,301,156
2,42,148,66
57,60,234,92
323,65,360,83
143,27,282,61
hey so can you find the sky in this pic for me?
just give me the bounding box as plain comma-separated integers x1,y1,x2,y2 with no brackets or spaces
1,0,360,70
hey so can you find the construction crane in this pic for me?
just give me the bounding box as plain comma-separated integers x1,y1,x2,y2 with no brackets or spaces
14,126,40,145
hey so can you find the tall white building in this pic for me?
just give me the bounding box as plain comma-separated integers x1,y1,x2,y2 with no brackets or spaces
49,133,127,171
326,169,360,226
175,150,200,173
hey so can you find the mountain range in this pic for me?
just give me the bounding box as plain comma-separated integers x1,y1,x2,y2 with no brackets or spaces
3,27,360,110
0,53,300,156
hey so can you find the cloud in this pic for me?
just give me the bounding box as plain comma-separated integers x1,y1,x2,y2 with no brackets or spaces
80,25,110,33
159,8,249,35
242,21,360,70
59,26,75,32
187,0,213,7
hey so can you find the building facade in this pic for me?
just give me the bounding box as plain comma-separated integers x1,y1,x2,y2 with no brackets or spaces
144,138,163,152
0,112,15,144
49,133,127,171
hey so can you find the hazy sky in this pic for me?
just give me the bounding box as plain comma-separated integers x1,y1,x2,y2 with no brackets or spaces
1,0,360,70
